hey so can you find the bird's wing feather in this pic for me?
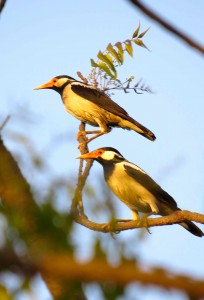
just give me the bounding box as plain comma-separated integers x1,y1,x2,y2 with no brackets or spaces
71,84,130,117
124,162,178,208
71,83,156,141
71,83,149,127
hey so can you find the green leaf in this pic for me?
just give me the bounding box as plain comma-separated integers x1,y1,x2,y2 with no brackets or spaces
106,43,121,64
90,59,98,67
133,38,149,50
97,51,116,73
125,40,133,57
106,54,116,71
132,22,140,38
98,61,117,79
138,27,150,38
115,42,124,64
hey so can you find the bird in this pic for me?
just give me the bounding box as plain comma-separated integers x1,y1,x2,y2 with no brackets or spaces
77,147,203,237
34,75,156,143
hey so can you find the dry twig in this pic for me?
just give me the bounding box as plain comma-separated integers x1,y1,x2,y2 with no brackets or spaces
0,0,7,14
129,0,204,55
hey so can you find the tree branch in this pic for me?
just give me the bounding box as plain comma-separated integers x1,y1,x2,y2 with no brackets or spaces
0,249,204,297
129,0,204,55
0,0,7,14
74,210,204,233
40,254,204,297
71,122,93,216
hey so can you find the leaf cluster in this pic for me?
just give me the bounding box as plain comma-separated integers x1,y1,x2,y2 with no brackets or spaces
90,24,149,81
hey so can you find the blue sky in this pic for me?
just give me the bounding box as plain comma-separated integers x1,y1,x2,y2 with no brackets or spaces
1,1,204,299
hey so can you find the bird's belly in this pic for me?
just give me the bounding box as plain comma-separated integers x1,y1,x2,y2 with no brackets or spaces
106,171,155,214
63,95,98,126
62,90,121,127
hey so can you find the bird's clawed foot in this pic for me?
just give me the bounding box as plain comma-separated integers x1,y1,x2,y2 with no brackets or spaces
102,221,117,238
102,219,131,237
137,214,151,234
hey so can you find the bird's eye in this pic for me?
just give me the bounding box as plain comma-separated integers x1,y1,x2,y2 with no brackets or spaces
98,150,103,155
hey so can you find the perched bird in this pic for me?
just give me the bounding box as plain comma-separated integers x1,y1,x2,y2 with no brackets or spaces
78,147,203,237
34,75,156,143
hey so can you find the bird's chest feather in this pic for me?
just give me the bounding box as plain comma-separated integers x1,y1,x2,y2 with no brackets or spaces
104,163,154,213
62,85,106,126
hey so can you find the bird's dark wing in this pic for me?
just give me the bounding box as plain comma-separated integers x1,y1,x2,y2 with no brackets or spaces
71,83,156,141
71,84,132,119
124,162,178,208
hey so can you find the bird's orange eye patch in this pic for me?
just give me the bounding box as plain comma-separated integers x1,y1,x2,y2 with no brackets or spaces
97,150,104,156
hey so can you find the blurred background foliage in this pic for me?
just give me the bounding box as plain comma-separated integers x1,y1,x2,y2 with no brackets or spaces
0,115,144,300
1,108,204,300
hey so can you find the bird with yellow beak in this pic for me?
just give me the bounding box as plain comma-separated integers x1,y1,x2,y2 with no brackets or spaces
34,75,156,143
78,147,203,237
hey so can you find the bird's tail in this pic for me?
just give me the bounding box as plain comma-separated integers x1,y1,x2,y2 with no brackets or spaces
179,220,203,237
160,205,203,237
120,117,156,141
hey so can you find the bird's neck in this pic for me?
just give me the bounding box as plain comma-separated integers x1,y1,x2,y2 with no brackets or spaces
102,162,115,181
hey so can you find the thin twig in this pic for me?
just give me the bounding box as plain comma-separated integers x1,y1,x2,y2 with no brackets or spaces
129,0,204,55
76,72,88,84
0,115,10,131
0,0,6,14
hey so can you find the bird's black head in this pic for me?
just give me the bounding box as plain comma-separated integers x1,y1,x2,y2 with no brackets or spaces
34,75,76,94
55,75,76,81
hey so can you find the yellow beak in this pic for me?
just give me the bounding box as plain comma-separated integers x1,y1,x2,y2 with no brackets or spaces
34,80,54,90
77,151,99,159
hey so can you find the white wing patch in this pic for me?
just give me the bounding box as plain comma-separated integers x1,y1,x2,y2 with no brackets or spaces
123,161,147,174
72,81,96,89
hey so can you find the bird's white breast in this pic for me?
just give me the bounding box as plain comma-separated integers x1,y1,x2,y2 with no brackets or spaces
62,84,123,128
62,84,99,125
105,162,157,213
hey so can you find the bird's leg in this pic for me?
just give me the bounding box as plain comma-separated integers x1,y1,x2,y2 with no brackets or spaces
102,219,121,238
132,211,140,221
86,131,106,143
131,210,152,233
77,131,106,149
86,127,112,144
86,123,112,143
83,130,101,134
102,217,136,237
78,121,112,144
104,211,140,225
131,210,151,231
138,213,152,233
137,202,159,232
77,129,101,140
